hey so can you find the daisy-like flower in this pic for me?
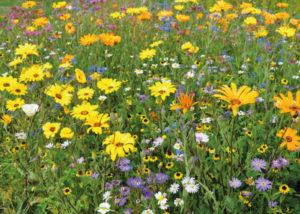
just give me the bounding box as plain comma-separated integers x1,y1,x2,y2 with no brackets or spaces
139,48,156,60
103,191,111,202
79,34,99,45
0,76,18,92
75,69,87,84
97,78,122,94
213,82,258,116
103,131,135,161
71,102,98,120
255,177,272,191
276,26,296,37
154,192,167,205
185,183,199,193
97,202,110,214
170,93,199,114
169,183,179,194
195,132,209,143
84,111,110,134
6,98,25,111
98,96,107,101
182,177,195,186
15,132,27,140
279,184,290,194
77,87,95,100
142,210,154,214
0,114,12,124
273,91,299,116
174,198,184,206
99,33,121,46
15,43,39,58
149,81,176,101
276,127,300,151
42,122,61,139
229,178,242,189
251,158,266,172
159,203,169,210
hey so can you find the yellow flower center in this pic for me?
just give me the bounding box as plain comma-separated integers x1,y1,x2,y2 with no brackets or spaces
230,99,241,105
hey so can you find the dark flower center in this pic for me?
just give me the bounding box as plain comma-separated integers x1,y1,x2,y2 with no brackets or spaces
230,99,241,105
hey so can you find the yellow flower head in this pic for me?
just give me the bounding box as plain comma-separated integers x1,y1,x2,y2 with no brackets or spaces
149,81,176,101
103,131,135,161
42,122,61,139
213,83,258,116
75,69,87,84
97,78,122,94
15,43,39,59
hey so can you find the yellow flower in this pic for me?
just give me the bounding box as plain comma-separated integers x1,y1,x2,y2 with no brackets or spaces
77,87,95,100
97,78,122,94
103,131,135,161
244,17,257,25
79,34,99,45
33,17,49,27
22,1,37,8
19,65,45,82
0,76,18,91
276,26,296,37
75,69,87,84
63,187,71,195
84,111,110,134
276,127,300,151
139,48,156,60
9,57,23,67
213,83,258,116
6,98,25,111
274,91,300,116
209,0,233,12
45,84,73,106
149,81,176,101
42,122,61,139
15,43,39,59
174,5,184,11
279,184,290,194
71,102,98,120
0,114,12,124
60,127,74,139
181,42,193,50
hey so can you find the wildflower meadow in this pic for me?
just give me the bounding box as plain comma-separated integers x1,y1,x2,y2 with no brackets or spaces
0,0,300,213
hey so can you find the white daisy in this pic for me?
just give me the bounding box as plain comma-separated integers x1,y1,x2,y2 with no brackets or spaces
174,198,184,206
172,63,180,68
160,203,169,210
201,117,213,123
169,183,179,194
98,96,107,101
182,177,195,186
154,192,167,205
103,191,111,202
185,183,199,193
15,132,27,140
97,202,110,214
142,209,154,214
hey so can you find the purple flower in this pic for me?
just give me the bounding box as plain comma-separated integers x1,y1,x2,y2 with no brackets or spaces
123,208,132,214
255,177,272,191
229,178,242,189
105,182,113,190
127,178,143,188
139,94,147,102
242,191,252,196
91,173,99,179
77,157,85,164
120,164,133,172
268,201,277,208
112,180,121,186
118,197,127,207
154,173,168,183
271,160,282,169
251,158,266,172
120,186,130,196
279,157,290,166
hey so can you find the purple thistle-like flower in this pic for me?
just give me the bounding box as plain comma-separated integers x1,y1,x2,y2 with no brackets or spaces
251,158,266,172
154,173,168,183
120,186,130,196
255,177,272,191
229,178,242,189
105,182,113,190
91,173,99,179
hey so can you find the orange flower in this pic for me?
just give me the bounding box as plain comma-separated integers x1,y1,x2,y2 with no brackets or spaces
170,93,199,114
59,13,71,21
276,128,300,151
99,33,121,46
274,91,300,116
137,12,152,21
79,34,99,45
65,22,76,34
61,54,75,63
176,14,190,22
157,10,174,19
